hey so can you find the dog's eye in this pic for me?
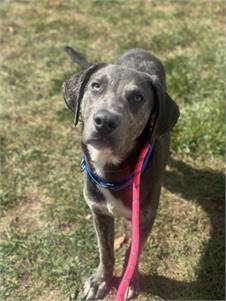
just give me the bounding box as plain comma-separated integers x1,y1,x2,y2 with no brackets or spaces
91,82,101,90
133,94,143,102
129,92,143,103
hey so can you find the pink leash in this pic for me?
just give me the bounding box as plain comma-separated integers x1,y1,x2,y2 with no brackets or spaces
115,142,151,301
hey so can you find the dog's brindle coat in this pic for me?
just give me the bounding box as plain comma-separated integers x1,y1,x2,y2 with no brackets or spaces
63,48,180,300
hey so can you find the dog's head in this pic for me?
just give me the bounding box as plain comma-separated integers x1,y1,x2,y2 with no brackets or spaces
63,63,179,160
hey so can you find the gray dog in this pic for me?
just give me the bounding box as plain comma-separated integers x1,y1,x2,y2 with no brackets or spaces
62,47,180,300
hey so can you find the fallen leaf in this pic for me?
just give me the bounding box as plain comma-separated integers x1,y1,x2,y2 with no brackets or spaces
114,234,126,251
51,0,61,7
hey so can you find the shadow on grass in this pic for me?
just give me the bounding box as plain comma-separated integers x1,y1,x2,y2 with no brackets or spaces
139,157,224,300
70,159,224,301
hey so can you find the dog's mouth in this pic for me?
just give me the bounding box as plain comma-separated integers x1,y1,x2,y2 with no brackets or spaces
85,134,115,150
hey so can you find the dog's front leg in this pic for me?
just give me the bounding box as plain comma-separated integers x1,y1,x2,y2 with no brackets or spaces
83,209,114,300
124,216,156,300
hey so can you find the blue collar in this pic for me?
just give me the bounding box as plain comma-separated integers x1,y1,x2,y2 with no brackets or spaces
81,144,154,191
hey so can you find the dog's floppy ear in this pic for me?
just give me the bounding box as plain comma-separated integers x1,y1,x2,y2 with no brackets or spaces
62,63,106,125
148,75,180,141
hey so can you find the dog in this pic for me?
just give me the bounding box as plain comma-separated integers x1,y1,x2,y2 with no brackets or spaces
62,47,180,300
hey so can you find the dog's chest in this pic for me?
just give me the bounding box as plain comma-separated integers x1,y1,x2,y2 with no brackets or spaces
100,188,131,218
84,184,132,219
84,146,132,218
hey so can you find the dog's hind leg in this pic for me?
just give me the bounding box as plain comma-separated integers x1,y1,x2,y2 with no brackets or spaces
83,210,115,300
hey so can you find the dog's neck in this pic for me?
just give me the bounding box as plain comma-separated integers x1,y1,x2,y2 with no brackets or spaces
81,128,149,182
85,145,124,176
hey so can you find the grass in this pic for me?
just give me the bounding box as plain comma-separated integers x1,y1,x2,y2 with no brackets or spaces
0,0,224,300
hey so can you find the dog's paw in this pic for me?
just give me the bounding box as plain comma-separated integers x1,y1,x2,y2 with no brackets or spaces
83,273,110,300
125,272,140,300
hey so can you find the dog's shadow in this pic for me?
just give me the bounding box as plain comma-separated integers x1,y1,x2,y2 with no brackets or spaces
137,157,224,300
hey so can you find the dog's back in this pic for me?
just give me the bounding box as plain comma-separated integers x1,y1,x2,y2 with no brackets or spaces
116,48,166,89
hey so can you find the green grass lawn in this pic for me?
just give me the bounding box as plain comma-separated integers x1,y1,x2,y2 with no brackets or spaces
0,0,224,300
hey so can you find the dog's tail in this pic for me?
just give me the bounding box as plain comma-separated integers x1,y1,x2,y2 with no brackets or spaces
65,46,91,69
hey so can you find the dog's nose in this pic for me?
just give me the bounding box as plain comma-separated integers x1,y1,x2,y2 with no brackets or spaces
93,110,120,134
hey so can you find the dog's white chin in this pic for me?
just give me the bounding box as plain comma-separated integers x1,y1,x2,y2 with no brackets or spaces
87,145,122,176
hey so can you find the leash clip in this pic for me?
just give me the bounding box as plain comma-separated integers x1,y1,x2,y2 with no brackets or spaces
80,157,85,172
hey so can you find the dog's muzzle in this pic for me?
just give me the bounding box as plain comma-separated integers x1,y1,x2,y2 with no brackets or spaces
93,110,120,135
